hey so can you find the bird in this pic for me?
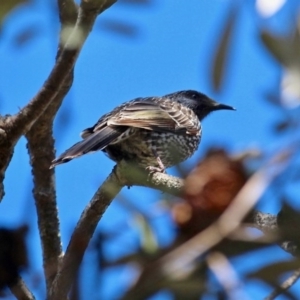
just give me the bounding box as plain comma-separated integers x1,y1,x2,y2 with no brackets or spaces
50,90,235,172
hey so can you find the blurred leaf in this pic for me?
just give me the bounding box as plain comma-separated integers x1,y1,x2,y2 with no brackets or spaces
12,25,40,48
261,16,300,107
134,214,158,254
261,17,300,69
214,237,276,258
264,92,282,108
99,20,139,38
248,259,300,285
261,32,294,67
0,0,29,29
211,6,238,91
281,68,300,104
274,119,294,133
164,271,206,300
120,251,208,300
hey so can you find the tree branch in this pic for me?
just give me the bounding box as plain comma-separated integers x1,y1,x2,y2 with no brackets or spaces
25,0,78,292
57,0,78,26
49,166,123,299
264,268,300,300
9,276,36,300
11,5,95,138
116,160,184,196
26,107,64,292
49,161,184,299
25,0,117,294
0,0,117,201
248,211,298,256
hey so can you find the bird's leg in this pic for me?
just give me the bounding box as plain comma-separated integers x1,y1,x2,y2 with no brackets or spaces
146,149,166,173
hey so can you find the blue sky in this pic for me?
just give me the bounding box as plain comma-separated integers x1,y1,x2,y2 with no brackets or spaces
1,0,299,299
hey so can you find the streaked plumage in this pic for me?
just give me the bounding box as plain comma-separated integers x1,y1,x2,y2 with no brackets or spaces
50,90,235,171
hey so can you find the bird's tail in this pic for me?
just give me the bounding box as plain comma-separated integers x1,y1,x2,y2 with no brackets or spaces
50,126,126,168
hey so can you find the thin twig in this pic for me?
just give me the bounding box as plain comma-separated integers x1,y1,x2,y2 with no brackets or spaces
57,0,78,26
206,252,251,300
248,211,298,256
49,166,124,299
116,160,184,196
11,8,95,138
0,0,116,200
264,268,300,300
49,161,184,299
9,276,36,300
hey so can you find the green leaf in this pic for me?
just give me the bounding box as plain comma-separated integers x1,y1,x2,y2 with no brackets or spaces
260,16,300,69
261,32,295,68
247,259,300,285
211,6,238,91
0,0,29,29
134,213,158,254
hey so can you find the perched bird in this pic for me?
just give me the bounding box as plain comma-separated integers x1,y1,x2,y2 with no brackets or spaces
50,90,235,172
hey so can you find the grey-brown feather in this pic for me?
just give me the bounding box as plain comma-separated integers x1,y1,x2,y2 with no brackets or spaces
50,126,126,168
50,90,234,170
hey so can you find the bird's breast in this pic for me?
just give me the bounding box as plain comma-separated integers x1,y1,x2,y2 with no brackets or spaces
104,126,202,168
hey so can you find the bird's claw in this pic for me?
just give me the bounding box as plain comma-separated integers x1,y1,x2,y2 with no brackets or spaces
146,166,166,174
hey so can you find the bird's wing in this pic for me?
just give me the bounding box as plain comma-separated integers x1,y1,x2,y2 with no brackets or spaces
107,99,199,134
51,97,200,168
50,126,126,168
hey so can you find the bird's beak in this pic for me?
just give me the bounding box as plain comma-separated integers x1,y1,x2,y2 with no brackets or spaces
214,103,236,111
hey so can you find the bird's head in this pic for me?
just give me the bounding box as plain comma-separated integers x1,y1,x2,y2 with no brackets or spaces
170,90,235,120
